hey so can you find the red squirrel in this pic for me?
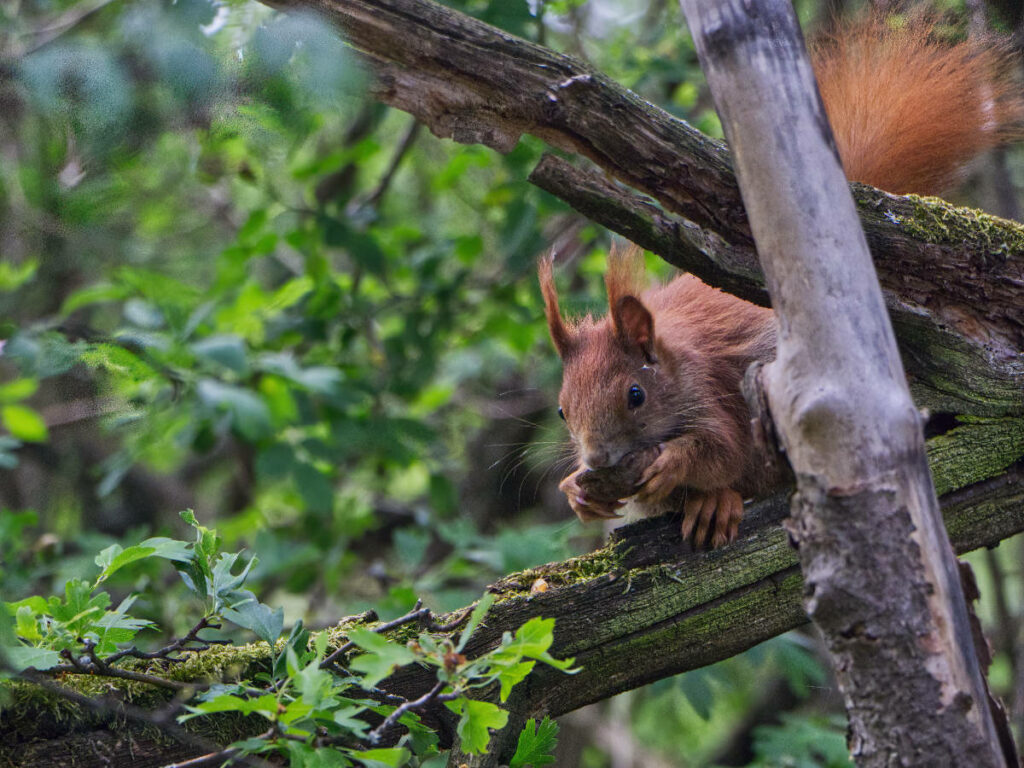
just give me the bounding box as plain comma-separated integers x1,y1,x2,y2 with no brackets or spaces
540,18,1024,548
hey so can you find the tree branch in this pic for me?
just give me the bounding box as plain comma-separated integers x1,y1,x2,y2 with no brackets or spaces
681,0,1011,763
4,461,1023,766
266,0,1024,356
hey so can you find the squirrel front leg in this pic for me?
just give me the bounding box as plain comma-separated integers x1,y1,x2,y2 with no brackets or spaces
559,466,626,522
636,436,744,548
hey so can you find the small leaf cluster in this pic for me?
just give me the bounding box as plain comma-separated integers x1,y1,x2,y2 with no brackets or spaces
2,512,570,766
1,510,273,673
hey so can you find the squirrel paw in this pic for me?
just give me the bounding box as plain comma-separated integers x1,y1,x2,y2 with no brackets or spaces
635,443,686,504
681,488,743,549
559,471,625,522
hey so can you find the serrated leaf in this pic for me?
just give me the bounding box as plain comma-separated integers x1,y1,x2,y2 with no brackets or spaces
456,593,495,654
223,599,283,646
503,617,576,671
348,628,416,687
49,579,110,631
510,717,559,768
497,660,535,702
95,543,157,583
211,552,257,605
15,606,41,642
2,645,62,671
444,698,508,755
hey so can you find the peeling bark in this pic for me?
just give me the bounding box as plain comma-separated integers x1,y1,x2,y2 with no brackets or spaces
679,0,1014,764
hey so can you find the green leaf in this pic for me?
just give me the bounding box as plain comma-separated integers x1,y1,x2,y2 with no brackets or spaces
91,595,155,654
48,579,110,630
2,645,62,671
348,628,416,687
456,593,495,653
136,537,193,563
223,600,283,646
2,404,48,442
181,693,280,720
496,660,534,702
0,379,38,403
191,335,249,375
0,259,38,292
355,747,410,767
444,698,508,755
94,543,158,583
60,282,131,314
15,606,41,642
79,343,157,382
503,617,576,671
196,379,272,440
510,717,559,768
679,668,714,720
292,461,334,514
210,552,257,602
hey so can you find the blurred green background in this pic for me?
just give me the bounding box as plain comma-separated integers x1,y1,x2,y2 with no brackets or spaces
2,0,1021,765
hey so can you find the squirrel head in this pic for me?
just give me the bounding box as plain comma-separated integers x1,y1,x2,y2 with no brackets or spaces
539,247,697,470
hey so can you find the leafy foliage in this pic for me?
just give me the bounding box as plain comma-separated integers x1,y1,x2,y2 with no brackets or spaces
2,513,573,764
510,717,559,768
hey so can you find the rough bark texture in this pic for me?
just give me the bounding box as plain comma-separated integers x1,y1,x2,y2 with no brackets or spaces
678,0,1011,765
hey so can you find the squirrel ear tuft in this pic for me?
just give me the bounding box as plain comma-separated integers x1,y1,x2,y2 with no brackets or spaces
613,295,655,362
538,255,574,358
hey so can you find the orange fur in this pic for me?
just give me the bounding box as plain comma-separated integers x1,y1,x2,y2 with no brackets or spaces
812,17,1024,195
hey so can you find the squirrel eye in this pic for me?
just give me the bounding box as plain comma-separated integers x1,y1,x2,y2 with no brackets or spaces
558,406,566,421
627,385,645,409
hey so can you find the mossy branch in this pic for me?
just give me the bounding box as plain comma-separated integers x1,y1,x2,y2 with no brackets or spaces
4,431,1022,766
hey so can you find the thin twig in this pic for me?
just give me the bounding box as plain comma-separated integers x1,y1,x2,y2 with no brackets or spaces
366,679,460,745
56,645,204,693
105,617,229,665
16,0,119,57
161,729,274,768
352,119,422,212
321,601,430,669
320,600,474,670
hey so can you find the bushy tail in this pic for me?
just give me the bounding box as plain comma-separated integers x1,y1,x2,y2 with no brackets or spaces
812,17,1024,196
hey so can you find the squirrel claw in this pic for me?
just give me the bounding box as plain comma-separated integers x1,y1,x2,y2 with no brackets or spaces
636,442,686,504
681,488,743,549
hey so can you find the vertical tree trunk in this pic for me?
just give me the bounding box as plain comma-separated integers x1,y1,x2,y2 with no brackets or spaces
676,1,1011,765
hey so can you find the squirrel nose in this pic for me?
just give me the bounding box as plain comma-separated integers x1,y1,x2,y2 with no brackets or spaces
583,448,611,469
